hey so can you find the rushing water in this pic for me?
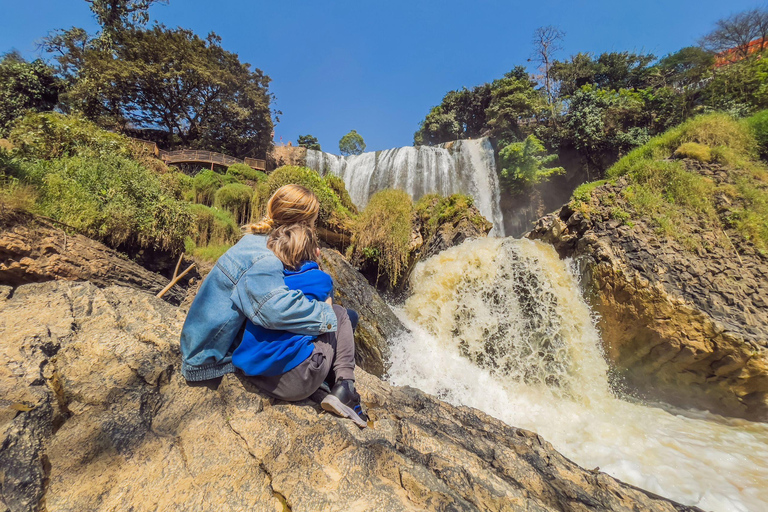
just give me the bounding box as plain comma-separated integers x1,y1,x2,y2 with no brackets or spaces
305,138,505,236
388,237,768,512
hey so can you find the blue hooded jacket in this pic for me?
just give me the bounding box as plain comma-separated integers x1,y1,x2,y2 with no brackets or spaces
232,261,333,377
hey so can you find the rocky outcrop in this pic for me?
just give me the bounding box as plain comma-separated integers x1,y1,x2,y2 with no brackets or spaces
528,168,768,421
411,196,493,262
0,209,187,304
0,281,700,512
318,248,403,377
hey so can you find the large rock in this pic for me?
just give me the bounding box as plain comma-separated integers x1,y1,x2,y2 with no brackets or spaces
319,248,404,377
0,281,700,512
528,167,768,421
0,209,186,304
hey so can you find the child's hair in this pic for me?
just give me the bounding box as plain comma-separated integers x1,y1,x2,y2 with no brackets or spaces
267,223,319,270
250,184,320,234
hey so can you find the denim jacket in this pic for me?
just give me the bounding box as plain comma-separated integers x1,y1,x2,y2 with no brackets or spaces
180,234,337,381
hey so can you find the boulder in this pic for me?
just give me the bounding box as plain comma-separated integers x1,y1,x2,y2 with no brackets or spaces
0,209,187,304
0,281,700,512
528,172,768,421
318,248,404,377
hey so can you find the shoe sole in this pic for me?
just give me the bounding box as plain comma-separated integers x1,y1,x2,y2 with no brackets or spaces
321,395,368,428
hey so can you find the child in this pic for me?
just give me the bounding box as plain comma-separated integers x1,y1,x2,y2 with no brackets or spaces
232,223,369,428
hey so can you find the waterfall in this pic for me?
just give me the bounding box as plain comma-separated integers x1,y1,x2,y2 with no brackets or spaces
305,138,505,236
390,237,768,512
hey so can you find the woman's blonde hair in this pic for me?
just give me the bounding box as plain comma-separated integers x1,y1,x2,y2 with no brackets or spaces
250,184,320,234
267,224,319,270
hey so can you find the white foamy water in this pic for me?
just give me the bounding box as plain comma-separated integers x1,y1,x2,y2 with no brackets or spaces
388,238,768,512
305,138,505,235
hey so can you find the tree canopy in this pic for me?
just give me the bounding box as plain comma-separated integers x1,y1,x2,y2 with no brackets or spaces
297,134,321,150
339,130,366,156
44,24,274,157
0,53,61,136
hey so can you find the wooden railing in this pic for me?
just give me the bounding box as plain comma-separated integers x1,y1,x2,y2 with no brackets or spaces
128,138,266,171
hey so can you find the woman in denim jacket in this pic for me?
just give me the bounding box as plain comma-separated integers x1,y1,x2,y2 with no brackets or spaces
180,184,368,426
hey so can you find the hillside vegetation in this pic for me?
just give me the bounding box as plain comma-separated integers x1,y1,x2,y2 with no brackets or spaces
0,112,487,288
570,111,768,254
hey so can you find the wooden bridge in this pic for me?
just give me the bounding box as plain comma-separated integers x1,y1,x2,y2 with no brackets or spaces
131,138,266,171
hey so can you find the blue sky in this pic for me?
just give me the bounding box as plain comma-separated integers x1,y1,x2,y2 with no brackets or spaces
1,0,764,153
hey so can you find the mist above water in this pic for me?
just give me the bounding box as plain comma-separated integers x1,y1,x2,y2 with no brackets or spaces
389,238,768,512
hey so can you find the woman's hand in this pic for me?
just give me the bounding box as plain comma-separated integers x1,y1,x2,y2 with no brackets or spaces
325,296,333,305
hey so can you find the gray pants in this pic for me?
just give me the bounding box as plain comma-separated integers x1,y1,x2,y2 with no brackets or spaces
246,305,356,401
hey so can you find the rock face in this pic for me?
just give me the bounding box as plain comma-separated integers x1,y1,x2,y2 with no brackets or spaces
0,209,186,304
528,169,768,421
318,248,404,377
0,281,700,512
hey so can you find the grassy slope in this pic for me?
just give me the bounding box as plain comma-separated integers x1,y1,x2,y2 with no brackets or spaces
571,112,768,255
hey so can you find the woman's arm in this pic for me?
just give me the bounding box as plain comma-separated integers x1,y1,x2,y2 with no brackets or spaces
234,255,337,335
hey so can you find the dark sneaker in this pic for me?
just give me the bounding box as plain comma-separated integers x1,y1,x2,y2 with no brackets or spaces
309,381,332,403
321,379,369,428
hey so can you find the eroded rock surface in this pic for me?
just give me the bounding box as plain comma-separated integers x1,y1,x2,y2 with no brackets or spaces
0,281,700,512
0,210,185,304
528,165,768,421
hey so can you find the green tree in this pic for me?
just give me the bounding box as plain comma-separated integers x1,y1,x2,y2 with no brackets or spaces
414,106,459,146
485,72,546,145
47,26,274,157
86,0,167,35
297,134,321,150
565,85,650,174
339,130,366,156
498,135,564,194
0,53,61,135
551,51,656,97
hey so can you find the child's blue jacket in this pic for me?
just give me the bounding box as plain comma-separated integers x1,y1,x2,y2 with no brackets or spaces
232,261,333,376
179,234,336,381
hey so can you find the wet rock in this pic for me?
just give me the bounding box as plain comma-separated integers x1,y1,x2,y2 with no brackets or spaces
528,170,768,421
0,209,186,304
0,281,701,512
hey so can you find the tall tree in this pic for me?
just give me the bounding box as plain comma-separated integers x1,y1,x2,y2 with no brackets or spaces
0,52,61,136
532,26,565,106
339,130,366,156
47,26,274,157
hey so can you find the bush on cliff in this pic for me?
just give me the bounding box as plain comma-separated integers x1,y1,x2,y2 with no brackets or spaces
227,163,267,183
14,154,191,252
214,183,253,225
414,193,489,237
252,166,353,230
192,169,237,206
348,189,413,288
186,203,239,255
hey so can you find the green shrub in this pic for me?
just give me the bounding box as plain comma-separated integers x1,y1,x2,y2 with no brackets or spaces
324,174,358,214
8,112,132,160
16,154,191,252
184,238,232,263
674,142,712,162
415,193,489,234
227,163,267,183
159,171,195,201
745,110,768,160
188,203,240,248
192,169,236,206
214,183,253,225
252,166,353,228
349,189,413,288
